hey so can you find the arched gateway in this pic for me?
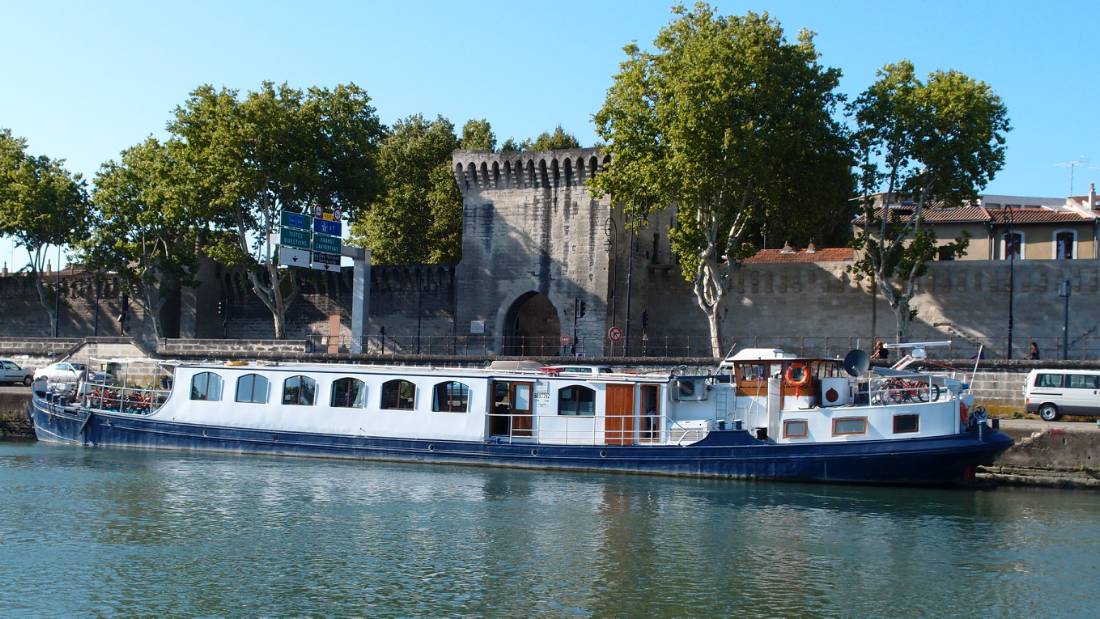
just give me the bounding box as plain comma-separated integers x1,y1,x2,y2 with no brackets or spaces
502,292,561,356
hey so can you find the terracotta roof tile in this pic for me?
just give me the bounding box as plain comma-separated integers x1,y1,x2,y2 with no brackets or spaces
743,247,854,264
986,209,1091,224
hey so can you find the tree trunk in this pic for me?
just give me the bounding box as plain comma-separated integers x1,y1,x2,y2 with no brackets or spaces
139,277,164,342
28,247,57,336
705,305,723,359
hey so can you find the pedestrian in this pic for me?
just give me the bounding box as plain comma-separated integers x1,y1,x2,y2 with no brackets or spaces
873,339,888,360
1028,342,1040,360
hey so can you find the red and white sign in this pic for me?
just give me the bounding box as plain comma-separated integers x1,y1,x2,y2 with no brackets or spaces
560,335,570,346
608,326,624,342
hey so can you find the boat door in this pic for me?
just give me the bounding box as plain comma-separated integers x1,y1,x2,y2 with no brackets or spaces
605,384,635,445
490,381,534,438
639,384,661,443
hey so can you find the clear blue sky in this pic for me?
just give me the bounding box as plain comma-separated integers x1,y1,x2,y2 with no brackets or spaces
2,0,1098,268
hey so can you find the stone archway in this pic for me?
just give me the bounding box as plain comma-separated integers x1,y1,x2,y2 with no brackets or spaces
502,292,562,356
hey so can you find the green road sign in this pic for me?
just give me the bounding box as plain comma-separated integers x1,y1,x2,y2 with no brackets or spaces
280,226,311,249
312,233,341,254
281,211,309,229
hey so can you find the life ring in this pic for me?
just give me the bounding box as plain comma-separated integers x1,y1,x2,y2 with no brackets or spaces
784,363,811,388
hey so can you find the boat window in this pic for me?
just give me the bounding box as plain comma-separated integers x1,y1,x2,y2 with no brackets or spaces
832,417,867,436
235,373,270,404
1034,373,1063,388
432,381,469,413
190,372,223,401
558,385,595,416
331,377,366,408
282,375,317,406
381,379,416,410
1067,374,1099,389
893,414,920,434
783,419,808,438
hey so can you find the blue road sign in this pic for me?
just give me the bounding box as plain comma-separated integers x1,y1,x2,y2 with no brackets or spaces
281,211,309,230
313,218,341,237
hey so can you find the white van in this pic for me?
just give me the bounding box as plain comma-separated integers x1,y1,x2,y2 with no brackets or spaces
1023,369,1100,421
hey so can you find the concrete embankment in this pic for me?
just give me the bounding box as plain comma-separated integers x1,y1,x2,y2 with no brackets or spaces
0,390,34,440
978,419,1100,489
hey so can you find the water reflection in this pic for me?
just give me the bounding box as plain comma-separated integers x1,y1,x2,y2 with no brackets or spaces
1,443,1097,617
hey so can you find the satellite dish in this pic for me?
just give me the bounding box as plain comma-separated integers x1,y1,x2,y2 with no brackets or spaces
843,349,871,377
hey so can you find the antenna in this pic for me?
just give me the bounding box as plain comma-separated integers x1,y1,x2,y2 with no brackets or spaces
1056,157,1089,195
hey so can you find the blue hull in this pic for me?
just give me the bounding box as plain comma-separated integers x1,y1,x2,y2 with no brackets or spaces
30,394,1012,485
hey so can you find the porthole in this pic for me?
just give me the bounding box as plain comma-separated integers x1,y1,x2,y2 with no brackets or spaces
428,444,435,451
531,449,539,456
599,450,607,458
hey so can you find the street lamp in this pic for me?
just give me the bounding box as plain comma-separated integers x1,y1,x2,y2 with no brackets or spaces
1005,206,1015,359
1059,279,1071,360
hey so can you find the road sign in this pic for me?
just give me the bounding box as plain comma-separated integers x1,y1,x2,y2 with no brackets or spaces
311,251,341,272
278,246,311,269
279,226,311,249
312,233,341,254
313,218,341,237
281,211,309,230
608,326,623,342
312,204,323,218
332,207,342,220
560,335,570,346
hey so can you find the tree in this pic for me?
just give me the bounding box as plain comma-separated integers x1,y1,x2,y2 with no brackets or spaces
523,125,581,151
460,119,496,151
169,82,385,338
593,4,852,356
350,114,462,264
850,61,1009,342
499,137,521,153
0,130,91,335
84,137,206,340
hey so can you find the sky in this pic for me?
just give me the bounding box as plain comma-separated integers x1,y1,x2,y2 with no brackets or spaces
2,0,1099,268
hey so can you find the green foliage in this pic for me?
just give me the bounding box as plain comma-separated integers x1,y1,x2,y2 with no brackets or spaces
499,138,521,153
850,60,1009,339
349,114,462,264
460,119,496,151
522,125,581,151
592,3,852,354
168,81,385,337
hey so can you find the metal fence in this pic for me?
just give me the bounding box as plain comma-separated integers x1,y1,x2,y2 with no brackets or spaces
305,333,1100,360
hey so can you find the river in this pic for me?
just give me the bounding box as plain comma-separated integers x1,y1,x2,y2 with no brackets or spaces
0,441,1096,617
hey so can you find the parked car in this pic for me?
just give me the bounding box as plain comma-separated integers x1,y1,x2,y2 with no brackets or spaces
32,362,112,384
0,359,34,386
1024,369,1100,421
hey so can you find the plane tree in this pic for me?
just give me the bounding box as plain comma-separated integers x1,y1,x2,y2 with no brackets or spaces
849,60,1009,342
0,129,91,335
593,3,852,357
169,82,385,338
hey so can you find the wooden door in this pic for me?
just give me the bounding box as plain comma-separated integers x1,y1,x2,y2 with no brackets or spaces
605,384,635,445
510,382,533,437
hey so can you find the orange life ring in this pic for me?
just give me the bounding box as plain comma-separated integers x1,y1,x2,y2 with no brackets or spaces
784,362,811,388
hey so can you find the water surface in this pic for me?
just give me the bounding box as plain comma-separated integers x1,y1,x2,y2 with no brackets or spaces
0,442,1096,617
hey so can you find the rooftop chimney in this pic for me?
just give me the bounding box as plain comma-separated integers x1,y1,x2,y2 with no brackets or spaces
806,242,817,254
1091,183,1097,210
779,241,795,254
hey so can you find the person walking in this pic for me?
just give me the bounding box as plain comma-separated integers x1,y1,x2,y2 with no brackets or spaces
1028,342,1040,360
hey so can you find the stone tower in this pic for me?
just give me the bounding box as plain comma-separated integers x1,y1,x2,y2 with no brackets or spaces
453,148,615,356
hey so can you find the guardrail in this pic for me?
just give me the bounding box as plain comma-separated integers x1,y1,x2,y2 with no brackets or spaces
487,412,664,445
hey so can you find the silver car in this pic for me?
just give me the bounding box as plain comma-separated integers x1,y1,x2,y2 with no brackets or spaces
0,359,34,386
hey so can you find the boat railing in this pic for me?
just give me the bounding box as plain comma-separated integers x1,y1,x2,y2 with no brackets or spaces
486,411,666,446
84,383,170,416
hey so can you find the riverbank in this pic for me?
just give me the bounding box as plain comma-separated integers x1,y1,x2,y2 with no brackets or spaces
0,390,33,440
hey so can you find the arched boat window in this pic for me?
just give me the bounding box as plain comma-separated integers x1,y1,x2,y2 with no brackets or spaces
558,385,595,416
235,373,270,404
282,375,317,406
190,372,223,401
432,381,469,413
331,377,366,408
381,379,416,410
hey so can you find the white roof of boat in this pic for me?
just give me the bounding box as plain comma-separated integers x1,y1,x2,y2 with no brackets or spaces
176,360,671,381
725,348,798,361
